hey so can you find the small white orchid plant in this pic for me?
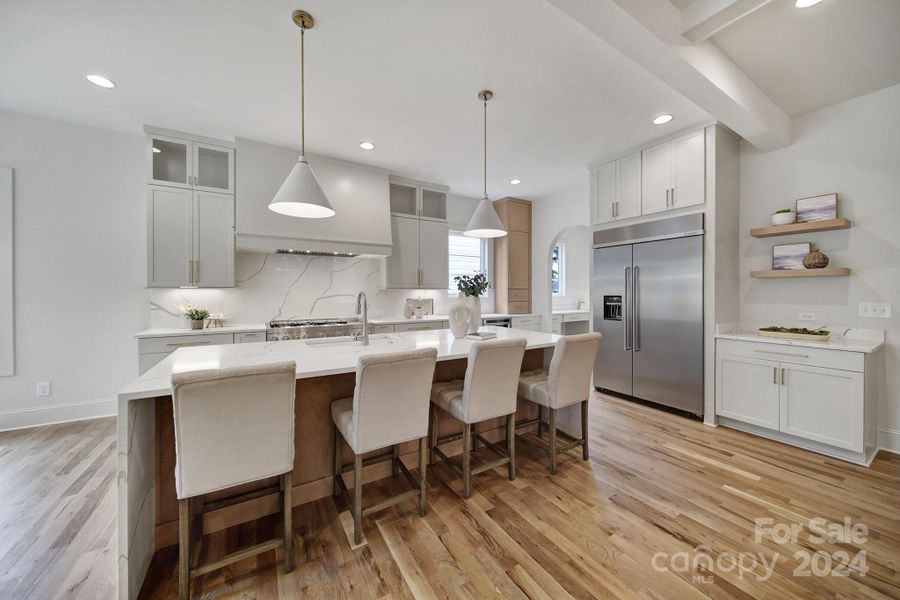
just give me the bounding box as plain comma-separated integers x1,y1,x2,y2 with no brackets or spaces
176,302,209,322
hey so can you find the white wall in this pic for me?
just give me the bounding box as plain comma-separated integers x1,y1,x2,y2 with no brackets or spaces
0,111,147,430
531,180,591,329
739,83,900,452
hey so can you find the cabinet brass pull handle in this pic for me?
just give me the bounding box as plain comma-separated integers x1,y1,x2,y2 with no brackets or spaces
193,260,199,284
671,188,676,206
772,367,777,384
781,368,786,386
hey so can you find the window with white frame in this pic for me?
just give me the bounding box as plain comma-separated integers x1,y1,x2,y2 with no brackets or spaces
448,230,489,295
551,243,565,296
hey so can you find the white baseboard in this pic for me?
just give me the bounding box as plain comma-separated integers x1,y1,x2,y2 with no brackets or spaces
0,398,117,432
878,427,900,455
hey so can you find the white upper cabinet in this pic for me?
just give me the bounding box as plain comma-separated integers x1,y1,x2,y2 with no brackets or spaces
615,152,642,220
389,177,447,221
148,134,234,194
641,130,705,215
147,186,193,287
590,151,641,224
418,219,449,288
592,162,616,224
193,191,235,287
672,131,705,209
386,216,420,289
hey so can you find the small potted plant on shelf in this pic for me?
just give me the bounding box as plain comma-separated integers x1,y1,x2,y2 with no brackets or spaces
453,272,489,335
177,303,209,330
771,208,796,226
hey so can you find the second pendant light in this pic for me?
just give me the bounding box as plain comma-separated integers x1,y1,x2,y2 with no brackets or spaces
464,90,507,238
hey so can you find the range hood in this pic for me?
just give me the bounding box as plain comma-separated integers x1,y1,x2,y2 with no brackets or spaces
235,138,393,257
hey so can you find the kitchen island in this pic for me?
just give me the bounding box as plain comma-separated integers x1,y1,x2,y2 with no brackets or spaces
117,326,560,600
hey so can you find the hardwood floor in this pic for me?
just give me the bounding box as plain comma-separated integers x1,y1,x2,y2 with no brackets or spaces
2,394,898,599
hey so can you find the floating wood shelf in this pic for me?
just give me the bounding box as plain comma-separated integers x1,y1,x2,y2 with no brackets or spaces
750,267,851,278
750,218,851,238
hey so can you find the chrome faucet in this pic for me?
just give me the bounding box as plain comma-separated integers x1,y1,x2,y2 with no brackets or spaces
355,291,369,346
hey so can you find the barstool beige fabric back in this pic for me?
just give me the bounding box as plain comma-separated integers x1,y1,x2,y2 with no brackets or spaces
332,347,438,545
517,333,602,473
171,361,297,599
430,338,527,498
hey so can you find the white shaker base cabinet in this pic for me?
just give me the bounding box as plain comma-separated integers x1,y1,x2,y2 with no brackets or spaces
715,337,879,465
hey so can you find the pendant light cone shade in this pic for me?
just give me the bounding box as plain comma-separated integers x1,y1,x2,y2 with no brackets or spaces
269,156,334,218
465,197,507,238
269,10,334,219
464,89,507,238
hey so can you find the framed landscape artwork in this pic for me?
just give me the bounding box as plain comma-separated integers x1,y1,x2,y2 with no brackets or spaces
796,193,838,223
773,242,811,270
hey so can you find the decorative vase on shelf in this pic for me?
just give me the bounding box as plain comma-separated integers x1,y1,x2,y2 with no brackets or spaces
463,295,482,334
189,319,204,330
803,249,830,269
771,210,796,226
448,300,471,339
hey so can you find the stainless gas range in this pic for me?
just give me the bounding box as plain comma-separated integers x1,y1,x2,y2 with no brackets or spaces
267,318,363,341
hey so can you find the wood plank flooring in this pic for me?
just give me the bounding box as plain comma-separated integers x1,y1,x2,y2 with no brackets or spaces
2,394,898,599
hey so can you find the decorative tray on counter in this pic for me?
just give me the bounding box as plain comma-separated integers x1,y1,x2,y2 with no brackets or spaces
758,326,831,342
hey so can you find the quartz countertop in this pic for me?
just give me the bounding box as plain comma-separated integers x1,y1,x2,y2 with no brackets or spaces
370,312,539,325
715,323,884,354
134,324,267,339
552,310,590,317
119,326,559,402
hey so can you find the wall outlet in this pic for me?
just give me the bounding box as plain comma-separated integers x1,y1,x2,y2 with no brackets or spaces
36,382,51,397
798,312,816,321
858,302,892,318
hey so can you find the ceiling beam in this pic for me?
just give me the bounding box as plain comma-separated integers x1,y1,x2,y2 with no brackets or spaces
545,0,790,150
681,0,774,43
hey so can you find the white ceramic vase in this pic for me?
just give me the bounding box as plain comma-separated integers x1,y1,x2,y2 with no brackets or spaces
771,210,796,226
463,295,482,334
448,300,470,339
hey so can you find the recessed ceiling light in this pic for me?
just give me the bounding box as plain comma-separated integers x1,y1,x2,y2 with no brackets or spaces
509,179,521,185
652,114,674,125
359,141,375,150
152,147,161,154
794,0,823,7
86,74,116,88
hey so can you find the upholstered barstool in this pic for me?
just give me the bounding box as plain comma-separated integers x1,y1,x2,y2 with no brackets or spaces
331,347,438,545
517,333,602,474
430,338,527,498
171,361,297,600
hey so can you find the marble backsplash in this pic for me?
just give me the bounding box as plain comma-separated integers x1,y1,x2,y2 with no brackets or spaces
149,252,488,328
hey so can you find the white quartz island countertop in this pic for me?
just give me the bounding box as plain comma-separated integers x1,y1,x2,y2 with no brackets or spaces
119,326,560,402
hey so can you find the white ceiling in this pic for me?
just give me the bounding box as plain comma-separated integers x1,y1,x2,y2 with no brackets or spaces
711,0,900,117
0,0,710,200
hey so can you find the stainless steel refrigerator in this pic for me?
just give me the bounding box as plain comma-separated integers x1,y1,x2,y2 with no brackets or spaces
592,214,704,416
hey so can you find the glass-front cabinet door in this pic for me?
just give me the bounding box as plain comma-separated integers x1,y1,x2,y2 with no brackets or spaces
421,188,447,220
389,182,418,217
194,143,234,194
149,135,191,188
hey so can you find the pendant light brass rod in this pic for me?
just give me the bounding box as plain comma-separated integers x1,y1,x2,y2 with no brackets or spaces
300,26,305,156
483,98,487,198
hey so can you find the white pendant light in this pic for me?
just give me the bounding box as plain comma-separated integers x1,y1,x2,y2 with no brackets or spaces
464,90,507,238
269,10,335,219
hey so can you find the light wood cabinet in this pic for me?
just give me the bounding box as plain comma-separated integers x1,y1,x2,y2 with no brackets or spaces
385,215,448,289
147,186,234,288
493,198,532,314
641,130,705,215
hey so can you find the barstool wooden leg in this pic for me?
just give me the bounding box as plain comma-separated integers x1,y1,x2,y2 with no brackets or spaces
392,444,400,477
178,498,190,600
581,400,590,461
352,453,363,545
549,408,558,474
418,436,427,517
282,472,294,573
429,407,438,466
537,405,544,439
333,424,341,498
462,423,472,499
506,413,516,481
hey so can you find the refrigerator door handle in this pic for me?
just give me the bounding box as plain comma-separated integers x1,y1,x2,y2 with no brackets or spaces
633,266,640,351
624,266,632,350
